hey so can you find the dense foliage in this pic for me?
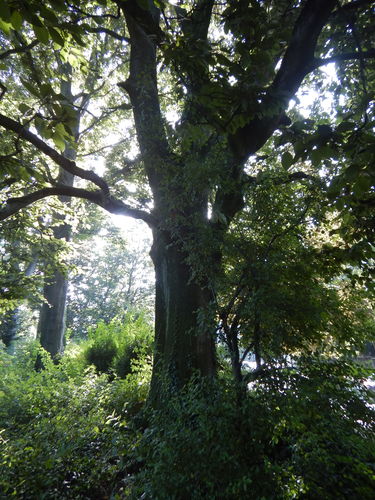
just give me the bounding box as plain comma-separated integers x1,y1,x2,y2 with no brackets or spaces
83,314,153,378
1,0,375,497
0,334,151,499
1,335,374,499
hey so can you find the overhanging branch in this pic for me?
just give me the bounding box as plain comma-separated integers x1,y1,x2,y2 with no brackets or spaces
0,113,110,194
0,185,155,225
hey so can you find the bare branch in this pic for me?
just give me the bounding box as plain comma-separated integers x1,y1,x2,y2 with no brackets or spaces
0,113,110,194
0,185,155,225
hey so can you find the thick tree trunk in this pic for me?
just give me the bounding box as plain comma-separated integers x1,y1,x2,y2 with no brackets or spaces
149,229,216,403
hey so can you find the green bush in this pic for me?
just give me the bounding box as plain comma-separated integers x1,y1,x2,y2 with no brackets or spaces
83,314,153,378
85,332,117,373
1,336,373,499
133,358,375,500
0,339,150,499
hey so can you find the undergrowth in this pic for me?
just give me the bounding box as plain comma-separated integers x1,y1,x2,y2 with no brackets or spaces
0,334,150,499
1,329,374,499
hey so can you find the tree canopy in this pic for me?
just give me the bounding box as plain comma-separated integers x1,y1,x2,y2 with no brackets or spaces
0,0,374,396
1,1,375,498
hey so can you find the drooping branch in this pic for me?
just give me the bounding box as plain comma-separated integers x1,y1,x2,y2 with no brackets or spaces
0,185,155,225
0,113,110,194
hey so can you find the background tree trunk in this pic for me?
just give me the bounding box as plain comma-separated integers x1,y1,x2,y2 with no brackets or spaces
37,69,78,362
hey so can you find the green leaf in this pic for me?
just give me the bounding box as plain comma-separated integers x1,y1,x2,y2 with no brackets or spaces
20,78,40,97
18,166,30,181
0,2,10,22
34,116,46,135
18,103,31,114
336,121,356,133
310,149,322,166
281,151,294,170
33,26,50,45
22,11,43,27
0,18,12,35
345,164,361,182
10,10,23,31
52,132,66,151
39,5,59,24
71,31,85,46
48,27,64,47
353,174,372,197
49,0,66,12
40,83,54,98
55,122,69,139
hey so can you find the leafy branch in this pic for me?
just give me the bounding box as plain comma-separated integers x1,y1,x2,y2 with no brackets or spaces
0,185,155,225
0,40,39,60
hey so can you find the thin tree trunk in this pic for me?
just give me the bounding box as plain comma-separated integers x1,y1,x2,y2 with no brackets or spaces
37,68,78,362
0,308,19,352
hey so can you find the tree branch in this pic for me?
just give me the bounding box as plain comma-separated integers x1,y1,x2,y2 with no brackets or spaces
270,0,337,98
88,26,130,42
331,0,375,16
0,185,155,225
245,171,316,186
0,40,38,60
229,0,337,161
0,113,110,194
118,0,171,197
309,49,375,71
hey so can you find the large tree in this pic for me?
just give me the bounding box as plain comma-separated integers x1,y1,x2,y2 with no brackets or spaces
1,0,374,402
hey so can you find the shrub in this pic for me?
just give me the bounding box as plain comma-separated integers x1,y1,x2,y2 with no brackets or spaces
0,341,148,499
133,358,375,500
84,331,117,373
82,313,153,378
